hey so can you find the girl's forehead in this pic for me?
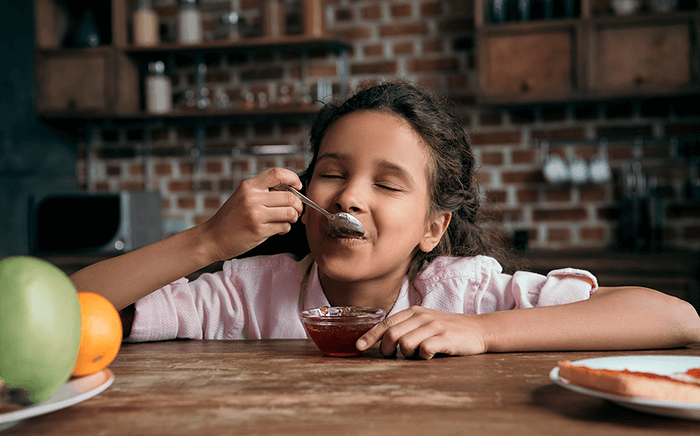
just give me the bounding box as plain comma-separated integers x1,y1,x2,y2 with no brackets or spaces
335,109,412,131
319,110,424,153
314,110,433,182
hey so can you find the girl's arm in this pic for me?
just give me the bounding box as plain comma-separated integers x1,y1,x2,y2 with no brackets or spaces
70,168,303,311
357,286,700,359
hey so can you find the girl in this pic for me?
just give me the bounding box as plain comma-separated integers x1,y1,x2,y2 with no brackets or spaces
71,81,700,359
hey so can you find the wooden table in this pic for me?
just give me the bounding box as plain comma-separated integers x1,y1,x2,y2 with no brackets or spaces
6,340,700,435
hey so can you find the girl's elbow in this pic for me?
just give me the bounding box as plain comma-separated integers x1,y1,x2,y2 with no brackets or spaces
670,297,700,345
629,286,700,345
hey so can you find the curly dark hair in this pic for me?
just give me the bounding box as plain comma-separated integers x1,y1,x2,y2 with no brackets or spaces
300,80,523,281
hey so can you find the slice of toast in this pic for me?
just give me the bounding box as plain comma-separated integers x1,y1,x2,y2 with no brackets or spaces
557,360,700,403
0,381,25,413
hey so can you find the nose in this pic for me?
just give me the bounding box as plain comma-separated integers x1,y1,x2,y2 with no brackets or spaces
333,181,366,214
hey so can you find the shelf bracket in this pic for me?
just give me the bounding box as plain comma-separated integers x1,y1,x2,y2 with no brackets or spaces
339,47,348,98
193,57,206,174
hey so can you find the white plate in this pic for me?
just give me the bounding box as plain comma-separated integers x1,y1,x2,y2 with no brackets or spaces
0,369,114,431
550,355,700,420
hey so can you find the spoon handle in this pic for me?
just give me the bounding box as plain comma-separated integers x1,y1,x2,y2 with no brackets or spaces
271,185,334,220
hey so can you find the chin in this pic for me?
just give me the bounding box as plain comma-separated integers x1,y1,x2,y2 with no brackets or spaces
313,252,369,281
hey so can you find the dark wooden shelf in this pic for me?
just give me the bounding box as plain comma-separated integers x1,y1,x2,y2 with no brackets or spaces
481,9,699,31
34,46,116,56
37,104,322,122
123,34,351,55
478,85,700,106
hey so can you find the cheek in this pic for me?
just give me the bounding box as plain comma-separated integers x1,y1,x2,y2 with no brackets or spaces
383,204,430,240
302,210,323,237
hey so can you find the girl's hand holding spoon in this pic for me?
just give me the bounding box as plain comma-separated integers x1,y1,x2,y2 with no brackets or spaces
202,168,305,261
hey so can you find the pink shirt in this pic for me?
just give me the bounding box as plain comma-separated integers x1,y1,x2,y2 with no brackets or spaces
126,254,598,342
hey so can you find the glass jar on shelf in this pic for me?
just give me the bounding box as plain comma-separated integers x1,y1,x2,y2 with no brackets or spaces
277,84,292,106
257,91,269,108
145,61,172,114
610,0,640,15
242,90,256,110
297,83,313,105
214,88,231,109
262,0,286,37
133,0,159,46
302,0,323,36
184,89,196,109
178,0,203,44
218,11,240,40
197,86,211,109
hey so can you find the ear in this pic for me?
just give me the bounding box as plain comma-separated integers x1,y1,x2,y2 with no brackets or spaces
419,212,451,253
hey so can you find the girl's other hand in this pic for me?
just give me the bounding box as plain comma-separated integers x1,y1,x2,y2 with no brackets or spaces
356,307,488,359
202,168,304,261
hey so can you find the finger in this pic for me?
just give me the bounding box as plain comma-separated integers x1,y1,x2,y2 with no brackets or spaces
260,206,302,225
264,192,304,217
378,314,429,357
416,336,446,360
260,167,303,191
356,311,412,351
395,323,442,358
356,324,384,351
265,222,294,237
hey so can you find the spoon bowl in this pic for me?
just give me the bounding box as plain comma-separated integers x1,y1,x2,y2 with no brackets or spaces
271,185,365,237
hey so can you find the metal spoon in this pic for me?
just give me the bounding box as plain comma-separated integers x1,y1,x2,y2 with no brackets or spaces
271,185,365,237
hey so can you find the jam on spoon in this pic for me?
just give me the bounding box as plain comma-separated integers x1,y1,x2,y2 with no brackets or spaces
271,185,365,237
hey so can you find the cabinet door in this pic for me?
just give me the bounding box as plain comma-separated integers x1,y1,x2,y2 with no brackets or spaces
479,28,577,103
35,49,138,115
35,50,112,113
590,22,692,95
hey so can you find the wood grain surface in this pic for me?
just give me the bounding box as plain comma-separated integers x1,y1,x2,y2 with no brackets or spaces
5,340,700,435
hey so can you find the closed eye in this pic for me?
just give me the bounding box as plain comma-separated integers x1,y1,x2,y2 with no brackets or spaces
376,184,402,192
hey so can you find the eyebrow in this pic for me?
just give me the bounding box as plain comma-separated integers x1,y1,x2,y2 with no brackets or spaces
316,153,417,185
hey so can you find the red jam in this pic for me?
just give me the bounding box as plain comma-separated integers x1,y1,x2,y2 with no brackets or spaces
301,306,385,357
686,368,700,378
304,322,376,357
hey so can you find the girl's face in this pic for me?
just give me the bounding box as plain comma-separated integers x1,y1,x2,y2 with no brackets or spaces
303,110,449,289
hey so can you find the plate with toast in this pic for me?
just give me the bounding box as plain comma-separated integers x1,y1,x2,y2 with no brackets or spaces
550,355,700,420
0,369,114,431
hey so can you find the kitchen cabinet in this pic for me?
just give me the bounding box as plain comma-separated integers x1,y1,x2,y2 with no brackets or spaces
478,23,579,102
33,0,349,122
35,48,139,116
474,0,700,104
589,17,694,96
33,1,138,115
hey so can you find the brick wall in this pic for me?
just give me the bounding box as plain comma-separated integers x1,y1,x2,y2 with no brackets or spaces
76,0,700,251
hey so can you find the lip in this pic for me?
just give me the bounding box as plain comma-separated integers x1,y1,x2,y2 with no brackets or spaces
321,217,366,240
324,226,367,242
328,232,365,241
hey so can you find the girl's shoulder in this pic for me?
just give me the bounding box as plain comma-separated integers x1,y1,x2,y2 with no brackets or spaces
409,256,508,310
417,255,504,284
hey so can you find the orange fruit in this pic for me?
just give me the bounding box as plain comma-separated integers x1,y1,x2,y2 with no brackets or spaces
71,292,122,377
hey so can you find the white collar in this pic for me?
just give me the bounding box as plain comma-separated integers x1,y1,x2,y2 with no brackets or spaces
299,259,412,318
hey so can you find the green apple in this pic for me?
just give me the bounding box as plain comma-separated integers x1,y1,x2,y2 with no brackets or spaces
0,256,82,403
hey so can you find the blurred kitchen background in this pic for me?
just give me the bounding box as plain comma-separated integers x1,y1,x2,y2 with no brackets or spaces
1,0,699,305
